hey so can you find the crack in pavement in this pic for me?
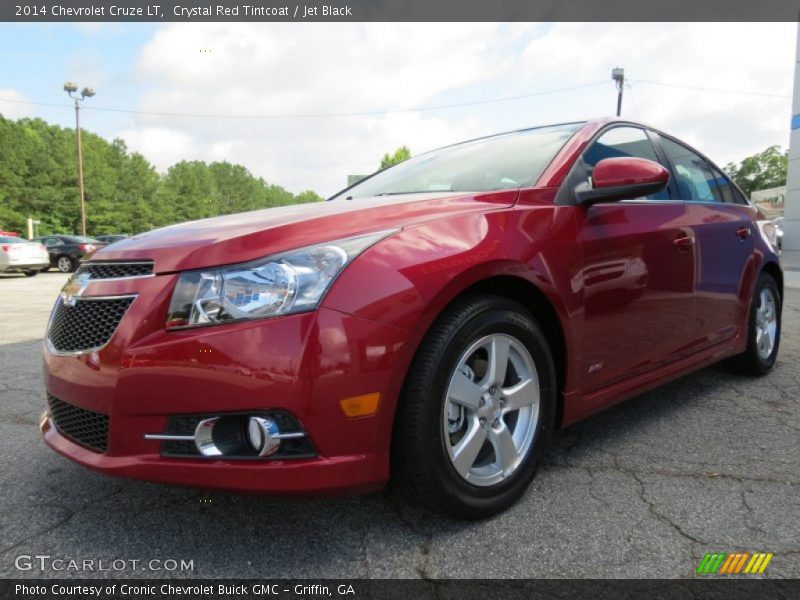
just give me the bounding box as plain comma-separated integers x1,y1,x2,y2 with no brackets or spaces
0,483,130,557
386,495,434,581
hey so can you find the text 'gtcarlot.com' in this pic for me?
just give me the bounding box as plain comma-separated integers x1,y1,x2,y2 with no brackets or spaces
14,554,194,572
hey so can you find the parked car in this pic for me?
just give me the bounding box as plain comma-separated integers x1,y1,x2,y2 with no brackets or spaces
95,234,129,245
41,118,782,519
32,235,105,273
0,236,49,276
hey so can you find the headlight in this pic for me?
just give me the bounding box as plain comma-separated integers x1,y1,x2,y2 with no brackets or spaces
165,230,395,329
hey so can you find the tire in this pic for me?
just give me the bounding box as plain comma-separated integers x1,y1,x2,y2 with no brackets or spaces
392,294,556,519
23,270,38,277
57,255,76,273
724,272,781,376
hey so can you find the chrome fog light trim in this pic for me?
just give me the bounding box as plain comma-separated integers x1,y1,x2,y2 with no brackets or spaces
144,413,311,459
247,416,281,457
193,417,222,456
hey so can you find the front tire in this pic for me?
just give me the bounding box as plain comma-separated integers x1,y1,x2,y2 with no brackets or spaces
725,272,781,375
392,294,556,519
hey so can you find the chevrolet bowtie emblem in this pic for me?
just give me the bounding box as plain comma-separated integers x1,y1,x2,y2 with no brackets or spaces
61,271,92,306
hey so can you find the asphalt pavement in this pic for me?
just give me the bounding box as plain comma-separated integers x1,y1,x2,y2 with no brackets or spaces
0,271,798,579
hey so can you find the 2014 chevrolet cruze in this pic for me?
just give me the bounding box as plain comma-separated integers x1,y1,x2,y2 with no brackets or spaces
42,118,782,518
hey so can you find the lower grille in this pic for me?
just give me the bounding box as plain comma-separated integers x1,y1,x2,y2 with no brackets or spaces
47,296,134,353
47,396,109,453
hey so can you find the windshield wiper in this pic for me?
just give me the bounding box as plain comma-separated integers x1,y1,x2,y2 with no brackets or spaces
375,191,433,196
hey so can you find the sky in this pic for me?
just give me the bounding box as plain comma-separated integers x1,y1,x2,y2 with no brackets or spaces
0,22,796,197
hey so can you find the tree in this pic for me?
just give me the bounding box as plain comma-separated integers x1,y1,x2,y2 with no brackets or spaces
724,145,788,197
0,112,324,235
380,146,411,170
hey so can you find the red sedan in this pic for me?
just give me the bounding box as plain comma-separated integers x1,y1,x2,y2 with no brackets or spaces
41,118,782,518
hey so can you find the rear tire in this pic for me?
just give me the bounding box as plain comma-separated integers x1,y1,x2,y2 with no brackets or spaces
724,272,781,376
392,294,556,519
23,270,37,277
57,255,76,273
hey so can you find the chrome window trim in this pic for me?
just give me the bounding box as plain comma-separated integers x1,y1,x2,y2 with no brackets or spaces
45,294,137,356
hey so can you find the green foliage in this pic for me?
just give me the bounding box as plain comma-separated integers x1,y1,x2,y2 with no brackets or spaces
724,145,788,197
0,113,322,236
380,146,411,170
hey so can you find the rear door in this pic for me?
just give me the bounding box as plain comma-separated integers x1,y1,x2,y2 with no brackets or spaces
657,135,756,349
572,125,698,393
41,237,62,262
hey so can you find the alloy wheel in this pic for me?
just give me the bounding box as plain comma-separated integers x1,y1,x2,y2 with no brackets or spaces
755,288,778,360
442,333,540,487
57,257,72,273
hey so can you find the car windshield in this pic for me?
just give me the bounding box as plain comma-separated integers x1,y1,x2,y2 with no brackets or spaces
331,123,581,200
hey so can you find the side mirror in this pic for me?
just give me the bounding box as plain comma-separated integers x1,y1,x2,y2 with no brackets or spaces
577,157,669,205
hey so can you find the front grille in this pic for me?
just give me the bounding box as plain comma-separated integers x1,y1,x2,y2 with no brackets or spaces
47,297,134,353
76,261,153,280
47,395,109,453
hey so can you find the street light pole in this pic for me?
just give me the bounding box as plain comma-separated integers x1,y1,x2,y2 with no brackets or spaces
611,67,625,117
74,98,86,237
63,82,95,237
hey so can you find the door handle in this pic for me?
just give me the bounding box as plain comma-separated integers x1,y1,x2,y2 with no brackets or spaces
674,233,695,249
736,226,751,241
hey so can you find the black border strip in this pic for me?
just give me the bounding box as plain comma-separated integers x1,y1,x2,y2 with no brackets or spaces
2,579,799,600
3,1,800,22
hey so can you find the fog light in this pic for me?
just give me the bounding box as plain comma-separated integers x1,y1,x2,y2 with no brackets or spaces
247,416,281,457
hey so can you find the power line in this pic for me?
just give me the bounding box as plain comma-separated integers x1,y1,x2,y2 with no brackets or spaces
625,83,641,120
0,98,66,108
1,78,787,120
0,81,609,120
631,80,790,99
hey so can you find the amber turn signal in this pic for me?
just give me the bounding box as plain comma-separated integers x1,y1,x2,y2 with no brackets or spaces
339,392,381,418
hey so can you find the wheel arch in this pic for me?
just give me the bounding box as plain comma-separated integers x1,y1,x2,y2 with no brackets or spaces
394,272,571,431
458,276,567,408
761,260,783,298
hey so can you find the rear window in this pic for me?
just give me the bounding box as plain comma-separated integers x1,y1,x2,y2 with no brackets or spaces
332,123,581,199
0,236,25,243
62,236,100,243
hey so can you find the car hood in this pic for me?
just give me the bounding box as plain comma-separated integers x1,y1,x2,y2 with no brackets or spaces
93,190,517,273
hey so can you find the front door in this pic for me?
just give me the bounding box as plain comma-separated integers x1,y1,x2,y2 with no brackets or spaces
572,126,697,393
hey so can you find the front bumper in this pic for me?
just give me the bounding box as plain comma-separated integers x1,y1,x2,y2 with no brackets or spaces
42,272,411,494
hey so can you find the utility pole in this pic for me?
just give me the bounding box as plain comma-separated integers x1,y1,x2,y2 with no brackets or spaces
611,67,625,117
63,82,95,236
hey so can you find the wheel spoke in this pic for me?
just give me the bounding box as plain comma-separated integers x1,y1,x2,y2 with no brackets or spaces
483,336,510,389
448,369,483,410
489,423,518,476
502,377,538,411
451,420,487,477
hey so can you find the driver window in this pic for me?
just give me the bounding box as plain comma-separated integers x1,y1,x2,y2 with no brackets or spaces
583,127,669,200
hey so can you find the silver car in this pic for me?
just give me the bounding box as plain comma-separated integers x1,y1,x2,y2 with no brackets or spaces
0,236,50,276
